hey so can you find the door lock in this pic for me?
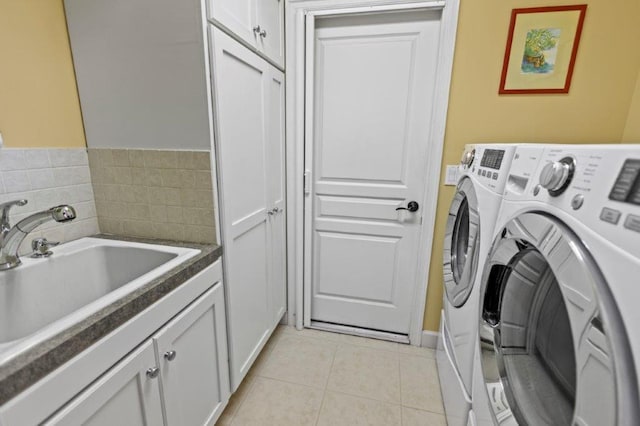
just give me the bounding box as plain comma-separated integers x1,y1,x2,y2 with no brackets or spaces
395,201,419,212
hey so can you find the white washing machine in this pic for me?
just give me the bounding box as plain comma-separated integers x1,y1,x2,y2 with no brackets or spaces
437,144,518,426
471,144,640,425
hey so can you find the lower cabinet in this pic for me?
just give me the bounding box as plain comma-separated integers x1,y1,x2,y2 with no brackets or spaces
45,283,229,426
154,285,229,425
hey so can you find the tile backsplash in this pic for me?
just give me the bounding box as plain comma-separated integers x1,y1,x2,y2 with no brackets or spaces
0,149,99,255
88,149,216,244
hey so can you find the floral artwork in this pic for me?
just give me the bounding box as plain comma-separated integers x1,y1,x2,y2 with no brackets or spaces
499,5,587,94
521,28,560,74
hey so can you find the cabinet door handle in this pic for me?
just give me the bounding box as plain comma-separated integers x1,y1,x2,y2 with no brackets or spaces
146,367,160,379
259,29,267,38
267,207,281,217
164,350,177,362
253,25,261,35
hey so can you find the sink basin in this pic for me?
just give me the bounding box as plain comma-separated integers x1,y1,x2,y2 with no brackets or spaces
0,237,200,352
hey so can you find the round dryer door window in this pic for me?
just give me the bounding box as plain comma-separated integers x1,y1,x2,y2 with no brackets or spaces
478,212,638,425
443,177,480,307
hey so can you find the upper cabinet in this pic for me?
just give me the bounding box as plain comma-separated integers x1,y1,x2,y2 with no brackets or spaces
207,0,284,68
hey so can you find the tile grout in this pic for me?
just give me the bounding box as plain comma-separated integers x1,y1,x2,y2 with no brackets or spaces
313,341,339,426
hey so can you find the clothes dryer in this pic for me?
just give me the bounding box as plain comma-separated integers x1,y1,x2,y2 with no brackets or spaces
438,144,518,425
471,144,640,425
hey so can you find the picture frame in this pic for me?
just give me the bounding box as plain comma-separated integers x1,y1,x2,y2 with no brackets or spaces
499,5,587,94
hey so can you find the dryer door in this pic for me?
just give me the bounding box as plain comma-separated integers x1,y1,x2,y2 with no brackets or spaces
443,177,481,307
477,212,638,425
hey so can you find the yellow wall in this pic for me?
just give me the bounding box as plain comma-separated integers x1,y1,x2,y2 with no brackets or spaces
622,69,640,143
424,0,640,331
0,0,85,148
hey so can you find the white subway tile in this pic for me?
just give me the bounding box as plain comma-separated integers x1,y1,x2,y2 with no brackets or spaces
0,150,26,171
69,183,95,203
48,149,88,167
28,169,56,190
24,150,51,169
64,218,99,241
33,189,64,211
74,201,97,220
54,166,91,186
2,171,31,193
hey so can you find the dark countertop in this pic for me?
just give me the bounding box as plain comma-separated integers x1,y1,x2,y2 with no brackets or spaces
0,235,222,406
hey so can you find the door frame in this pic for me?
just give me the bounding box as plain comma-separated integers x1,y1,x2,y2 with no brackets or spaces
285,0,460,345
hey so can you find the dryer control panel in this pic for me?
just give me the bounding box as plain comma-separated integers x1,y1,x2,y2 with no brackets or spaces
462,144,518,194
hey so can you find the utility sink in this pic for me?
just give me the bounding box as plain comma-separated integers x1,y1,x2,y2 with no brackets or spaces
0,237,200,352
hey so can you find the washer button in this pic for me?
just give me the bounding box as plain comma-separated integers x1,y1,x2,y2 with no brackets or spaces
600,207,621,225
492,172,498,180
571,194,584,210
481,170,486,177
624,214,640,233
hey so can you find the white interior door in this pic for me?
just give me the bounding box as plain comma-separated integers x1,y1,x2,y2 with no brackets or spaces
306,11,442,335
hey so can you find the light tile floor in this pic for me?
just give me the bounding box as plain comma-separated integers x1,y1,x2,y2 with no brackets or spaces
216,326,446,426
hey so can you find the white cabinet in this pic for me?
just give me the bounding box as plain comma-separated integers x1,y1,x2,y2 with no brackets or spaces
45,281,229,426
266,62,287,326
256,0,284,67
154,285,229,425
207,0,284,67
210,26,286,390
44,341,164,426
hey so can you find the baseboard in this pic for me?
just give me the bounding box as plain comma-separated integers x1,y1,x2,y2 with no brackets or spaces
421,330,439,349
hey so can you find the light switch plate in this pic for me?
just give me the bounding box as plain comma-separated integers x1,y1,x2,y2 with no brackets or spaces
444,165,458,186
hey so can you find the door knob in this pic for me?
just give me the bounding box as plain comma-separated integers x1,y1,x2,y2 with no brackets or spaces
395,201,419,212
164,350,177,361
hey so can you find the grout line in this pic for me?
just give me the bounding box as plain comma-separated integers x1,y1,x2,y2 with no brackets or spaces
398,348,404,410
314,344,336,426
226,375,257,424
326,389,403,407
252,374,324,392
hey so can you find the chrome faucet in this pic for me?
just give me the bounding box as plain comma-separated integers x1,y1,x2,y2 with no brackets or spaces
0,200,77,270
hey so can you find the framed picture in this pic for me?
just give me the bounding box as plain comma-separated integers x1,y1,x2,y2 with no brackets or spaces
499,5,587,94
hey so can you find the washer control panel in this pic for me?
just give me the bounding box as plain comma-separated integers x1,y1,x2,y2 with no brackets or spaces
509,145,640,260
526,145,640,259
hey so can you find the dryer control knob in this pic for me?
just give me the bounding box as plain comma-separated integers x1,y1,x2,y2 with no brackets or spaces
539,161,570,191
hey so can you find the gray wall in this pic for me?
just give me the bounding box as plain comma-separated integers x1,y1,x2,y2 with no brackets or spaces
65,0,211,150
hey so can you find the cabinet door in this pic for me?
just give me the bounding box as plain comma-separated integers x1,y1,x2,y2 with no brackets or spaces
207,0,257,49
44,341,163,426
153,283,230,426
210,26,272,391
256,0,284,67
266,66,287,325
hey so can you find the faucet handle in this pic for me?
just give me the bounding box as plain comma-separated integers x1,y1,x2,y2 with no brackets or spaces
31,238,59,258
0,200,27,229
